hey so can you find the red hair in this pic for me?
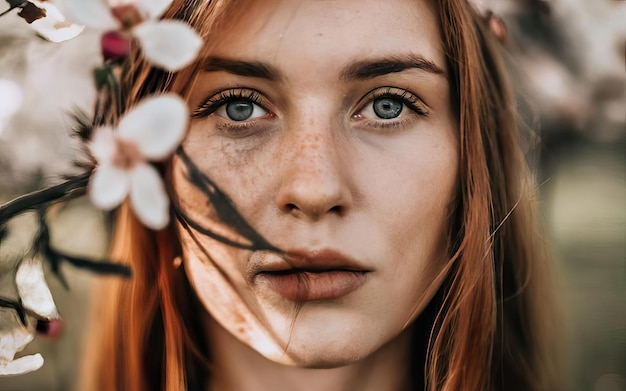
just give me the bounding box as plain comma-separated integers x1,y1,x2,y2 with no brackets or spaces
80,1,562,389
427,1,561,389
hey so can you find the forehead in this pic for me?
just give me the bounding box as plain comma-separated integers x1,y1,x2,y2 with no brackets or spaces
205,0,445,73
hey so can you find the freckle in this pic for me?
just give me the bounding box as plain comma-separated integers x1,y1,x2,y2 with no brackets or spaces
233,312,246,323
308,135,322,150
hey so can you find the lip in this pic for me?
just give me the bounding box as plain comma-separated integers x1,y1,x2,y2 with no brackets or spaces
252,249,371,301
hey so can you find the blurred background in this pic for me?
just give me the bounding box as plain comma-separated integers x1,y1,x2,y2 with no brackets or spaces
0,0,624,390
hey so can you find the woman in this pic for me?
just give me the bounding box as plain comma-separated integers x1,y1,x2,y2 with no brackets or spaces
81,0,562,390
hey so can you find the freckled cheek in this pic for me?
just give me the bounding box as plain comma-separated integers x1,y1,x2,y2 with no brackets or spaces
179,127,278,212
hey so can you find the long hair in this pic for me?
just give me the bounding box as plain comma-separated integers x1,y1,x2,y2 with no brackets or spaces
427,1,561,389
80,1,562,390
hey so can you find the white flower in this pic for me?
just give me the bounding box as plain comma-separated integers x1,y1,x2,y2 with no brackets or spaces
16,260,60,320
1,259,59,376
28,1,84,43
88,94,187,229
0,79,23,137
0,322,43,376
53,0,203,71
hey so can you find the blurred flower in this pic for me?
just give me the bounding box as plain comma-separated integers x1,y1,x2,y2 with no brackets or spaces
0,323,43,376
28,0,84,43
0,79,23,137
87,94,187,229
16,259,60,321
0,259,60,376
53,0,203,71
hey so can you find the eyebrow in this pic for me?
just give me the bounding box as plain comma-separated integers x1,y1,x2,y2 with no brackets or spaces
201,53,446,82
340,54,447,80
202,57,281,81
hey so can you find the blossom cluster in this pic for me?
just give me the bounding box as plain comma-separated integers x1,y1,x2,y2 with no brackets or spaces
0,0,203,376
1,259,60,376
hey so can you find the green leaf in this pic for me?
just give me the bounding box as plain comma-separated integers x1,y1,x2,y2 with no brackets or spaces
93,65,111,90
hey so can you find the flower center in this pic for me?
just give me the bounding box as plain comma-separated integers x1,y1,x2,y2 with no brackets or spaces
112,138,142,169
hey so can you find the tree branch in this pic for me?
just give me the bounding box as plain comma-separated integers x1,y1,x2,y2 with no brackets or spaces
0,174,89,224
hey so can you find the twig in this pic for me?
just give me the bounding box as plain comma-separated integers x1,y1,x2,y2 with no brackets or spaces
0,174,89,224
0,296,40,326
175,147,281,253
0,1,28,18
59,251,131,277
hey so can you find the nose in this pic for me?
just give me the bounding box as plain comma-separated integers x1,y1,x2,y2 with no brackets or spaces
274,119,352,221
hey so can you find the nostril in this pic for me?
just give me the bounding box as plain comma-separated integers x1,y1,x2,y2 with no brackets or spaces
282,202,344,217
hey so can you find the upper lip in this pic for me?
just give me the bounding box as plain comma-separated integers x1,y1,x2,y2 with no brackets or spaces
251,248,370,275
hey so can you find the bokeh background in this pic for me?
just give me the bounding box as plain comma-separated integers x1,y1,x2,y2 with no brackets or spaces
0,1,624,390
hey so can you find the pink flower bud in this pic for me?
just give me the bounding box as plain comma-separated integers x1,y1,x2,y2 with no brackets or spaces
101,31,130,61
36,318,63,339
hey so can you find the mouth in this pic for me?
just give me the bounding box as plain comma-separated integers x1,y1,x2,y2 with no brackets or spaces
252,249,370,301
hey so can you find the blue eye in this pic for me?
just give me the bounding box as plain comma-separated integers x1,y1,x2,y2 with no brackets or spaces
354,87,428,128
192,89,270,121
372,98,403,119
226,100,254,121
216,99,268,122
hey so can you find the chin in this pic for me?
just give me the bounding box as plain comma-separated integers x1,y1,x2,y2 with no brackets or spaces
272,315,385,368
284,343,370,369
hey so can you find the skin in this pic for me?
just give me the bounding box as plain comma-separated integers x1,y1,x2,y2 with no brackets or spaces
171,0,458,389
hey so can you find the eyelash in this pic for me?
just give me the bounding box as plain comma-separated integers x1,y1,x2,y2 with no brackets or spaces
353,87,428,130
192,88,273,137
192,86,428,134
192,88,267,118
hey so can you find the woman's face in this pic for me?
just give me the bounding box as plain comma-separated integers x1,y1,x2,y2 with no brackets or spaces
172,0,458,367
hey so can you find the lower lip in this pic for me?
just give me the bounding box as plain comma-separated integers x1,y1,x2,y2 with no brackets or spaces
256,271,368,301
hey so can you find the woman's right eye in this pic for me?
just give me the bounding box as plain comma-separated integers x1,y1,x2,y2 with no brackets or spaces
215,99,268,122
192,89,271,122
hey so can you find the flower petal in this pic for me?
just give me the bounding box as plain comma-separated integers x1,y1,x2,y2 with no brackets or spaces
0,323,33,362
89,164,130,210
28,1,84,43
133,20,202,71
117,94,187,160
15,260,59,319
135,0,172,19
53,0,118,30
88,126,116,163
129,163,169,229
0,354,44,376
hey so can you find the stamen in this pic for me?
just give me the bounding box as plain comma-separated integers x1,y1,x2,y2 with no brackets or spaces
112,138,142,169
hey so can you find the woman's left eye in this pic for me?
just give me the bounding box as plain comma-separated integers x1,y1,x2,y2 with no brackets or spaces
215,99,268,122
354,87,428,127
370,97,404,119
